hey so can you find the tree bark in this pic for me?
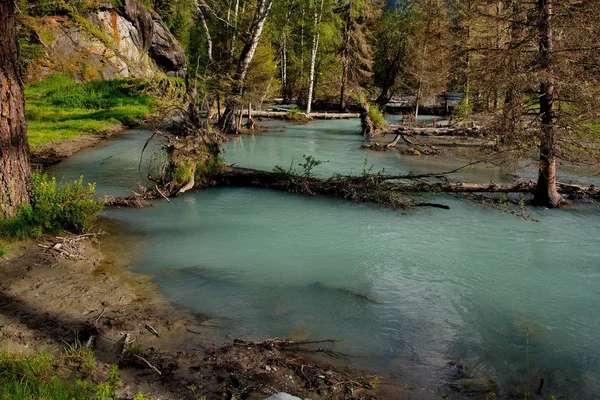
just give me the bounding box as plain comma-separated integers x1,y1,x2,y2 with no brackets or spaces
533,0,562,207
0,0,32,219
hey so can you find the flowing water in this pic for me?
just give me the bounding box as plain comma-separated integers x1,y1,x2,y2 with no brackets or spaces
51,119,600,398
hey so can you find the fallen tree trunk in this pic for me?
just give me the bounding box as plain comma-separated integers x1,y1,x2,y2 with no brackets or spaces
365,125,483,138
214,167,599,199
107,166,600,209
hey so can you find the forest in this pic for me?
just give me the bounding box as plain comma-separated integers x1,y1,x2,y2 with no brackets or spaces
1,0,600,399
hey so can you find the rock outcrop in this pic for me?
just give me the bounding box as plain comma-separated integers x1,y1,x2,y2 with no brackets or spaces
25,0,186,81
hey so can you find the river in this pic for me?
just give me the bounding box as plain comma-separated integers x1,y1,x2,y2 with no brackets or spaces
50,119,600,399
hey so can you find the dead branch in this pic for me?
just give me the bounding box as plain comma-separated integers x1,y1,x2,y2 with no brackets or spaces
133,354,162,375
145,323,160,337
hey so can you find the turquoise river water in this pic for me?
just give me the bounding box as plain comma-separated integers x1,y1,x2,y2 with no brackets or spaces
50,119,600,399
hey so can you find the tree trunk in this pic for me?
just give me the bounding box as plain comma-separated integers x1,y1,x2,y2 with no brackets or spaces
281,33,289,102
0,0,32,219
533,0,562,207
219,0,272,134
197,4,213,62
306,0,324,115
339,0,353,112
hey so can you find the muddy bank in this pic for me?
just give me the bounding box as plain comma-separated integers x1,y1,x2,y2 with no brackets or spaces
30,124,132,169
0,222,392,399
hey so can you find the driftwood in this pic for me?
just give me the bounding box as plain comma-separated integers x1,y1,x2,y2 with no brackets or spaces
233,338,347,359
133,354,162,375
145,323,160,337
362,132,438,155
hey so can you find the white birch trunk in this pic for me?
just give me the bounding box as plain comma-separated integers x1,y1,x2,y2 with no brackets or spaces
306,0,324,115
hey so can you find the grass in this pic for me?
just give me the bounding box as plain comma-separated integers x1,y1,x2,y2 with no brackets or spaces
25,73,155,149
367,103,385,129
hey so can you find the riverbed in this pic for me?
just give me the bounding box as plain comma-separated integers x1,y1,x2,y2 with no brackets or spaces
50,119,600,398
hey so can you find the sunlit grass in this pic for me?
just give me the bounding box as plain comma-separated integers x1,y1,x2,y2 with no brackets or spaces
25,73,154,149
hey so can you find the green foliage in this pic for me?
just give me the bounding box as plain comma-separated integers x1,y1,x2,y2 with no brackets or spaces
286,108,308,121
63,338,97,376
25,73,154,148
0,172,103,240
299,154,328,178
367,104,385,129
172,164,194,186
452,99,473,119
273,155,328,179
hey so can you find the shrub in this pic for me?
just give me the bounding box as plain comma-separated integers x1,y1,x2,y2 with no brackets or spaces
0,172,103,239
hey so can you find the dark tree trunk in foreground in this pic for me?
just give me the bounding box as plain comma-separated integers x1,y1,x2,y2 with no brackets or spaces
533,0,562,208
0,0,32,219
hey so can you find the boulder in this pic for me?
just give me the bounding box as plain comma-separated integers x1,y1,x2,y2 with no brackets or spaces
26,0,186,81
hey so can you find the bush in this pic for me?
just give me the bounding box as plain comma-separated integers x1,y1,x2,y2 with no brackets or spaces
0,172,103,239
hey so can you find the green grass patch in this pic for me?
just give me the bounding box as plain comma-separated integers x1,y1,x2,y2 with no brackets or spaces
367,104,385,129
25,73,155,149
0,348,128,400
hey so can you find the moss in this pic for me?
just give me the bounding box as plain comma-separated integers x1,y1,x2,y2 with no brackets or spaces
367,104,385,129
171,164,193,185
38,30,56,44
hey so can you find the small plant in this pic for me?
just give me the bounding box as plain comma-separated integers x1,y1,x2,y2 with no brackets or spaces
273,158,297,179
0,248,5,257
286,107,308,121
299,154,328,178
127,343,144,357
63,338,97,375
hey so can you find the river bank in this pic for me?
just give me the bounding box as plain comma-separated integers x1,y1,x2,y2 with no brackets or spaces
0,220,391,399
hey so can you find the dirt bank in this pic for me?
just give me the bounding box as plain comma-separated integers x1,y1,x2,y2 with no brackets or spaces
29,124,132,169
0,222,393,399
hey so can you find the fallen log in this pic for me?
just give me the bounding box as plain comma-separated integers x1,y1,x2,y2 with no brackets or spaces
105,166,599,210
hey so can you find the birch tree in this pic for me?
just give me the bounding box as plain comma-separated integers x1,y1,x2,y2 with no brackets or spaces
219,0,273,133
305,0,325,114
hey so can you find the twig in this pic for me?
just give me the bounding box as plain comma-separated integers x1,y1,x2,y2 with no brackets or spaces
133,354,162,375
145,323,160,337
121,333,131,355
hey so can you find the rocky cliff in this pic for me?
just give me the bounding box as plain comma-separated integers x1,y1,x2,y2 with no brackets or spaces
24,0,187,81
